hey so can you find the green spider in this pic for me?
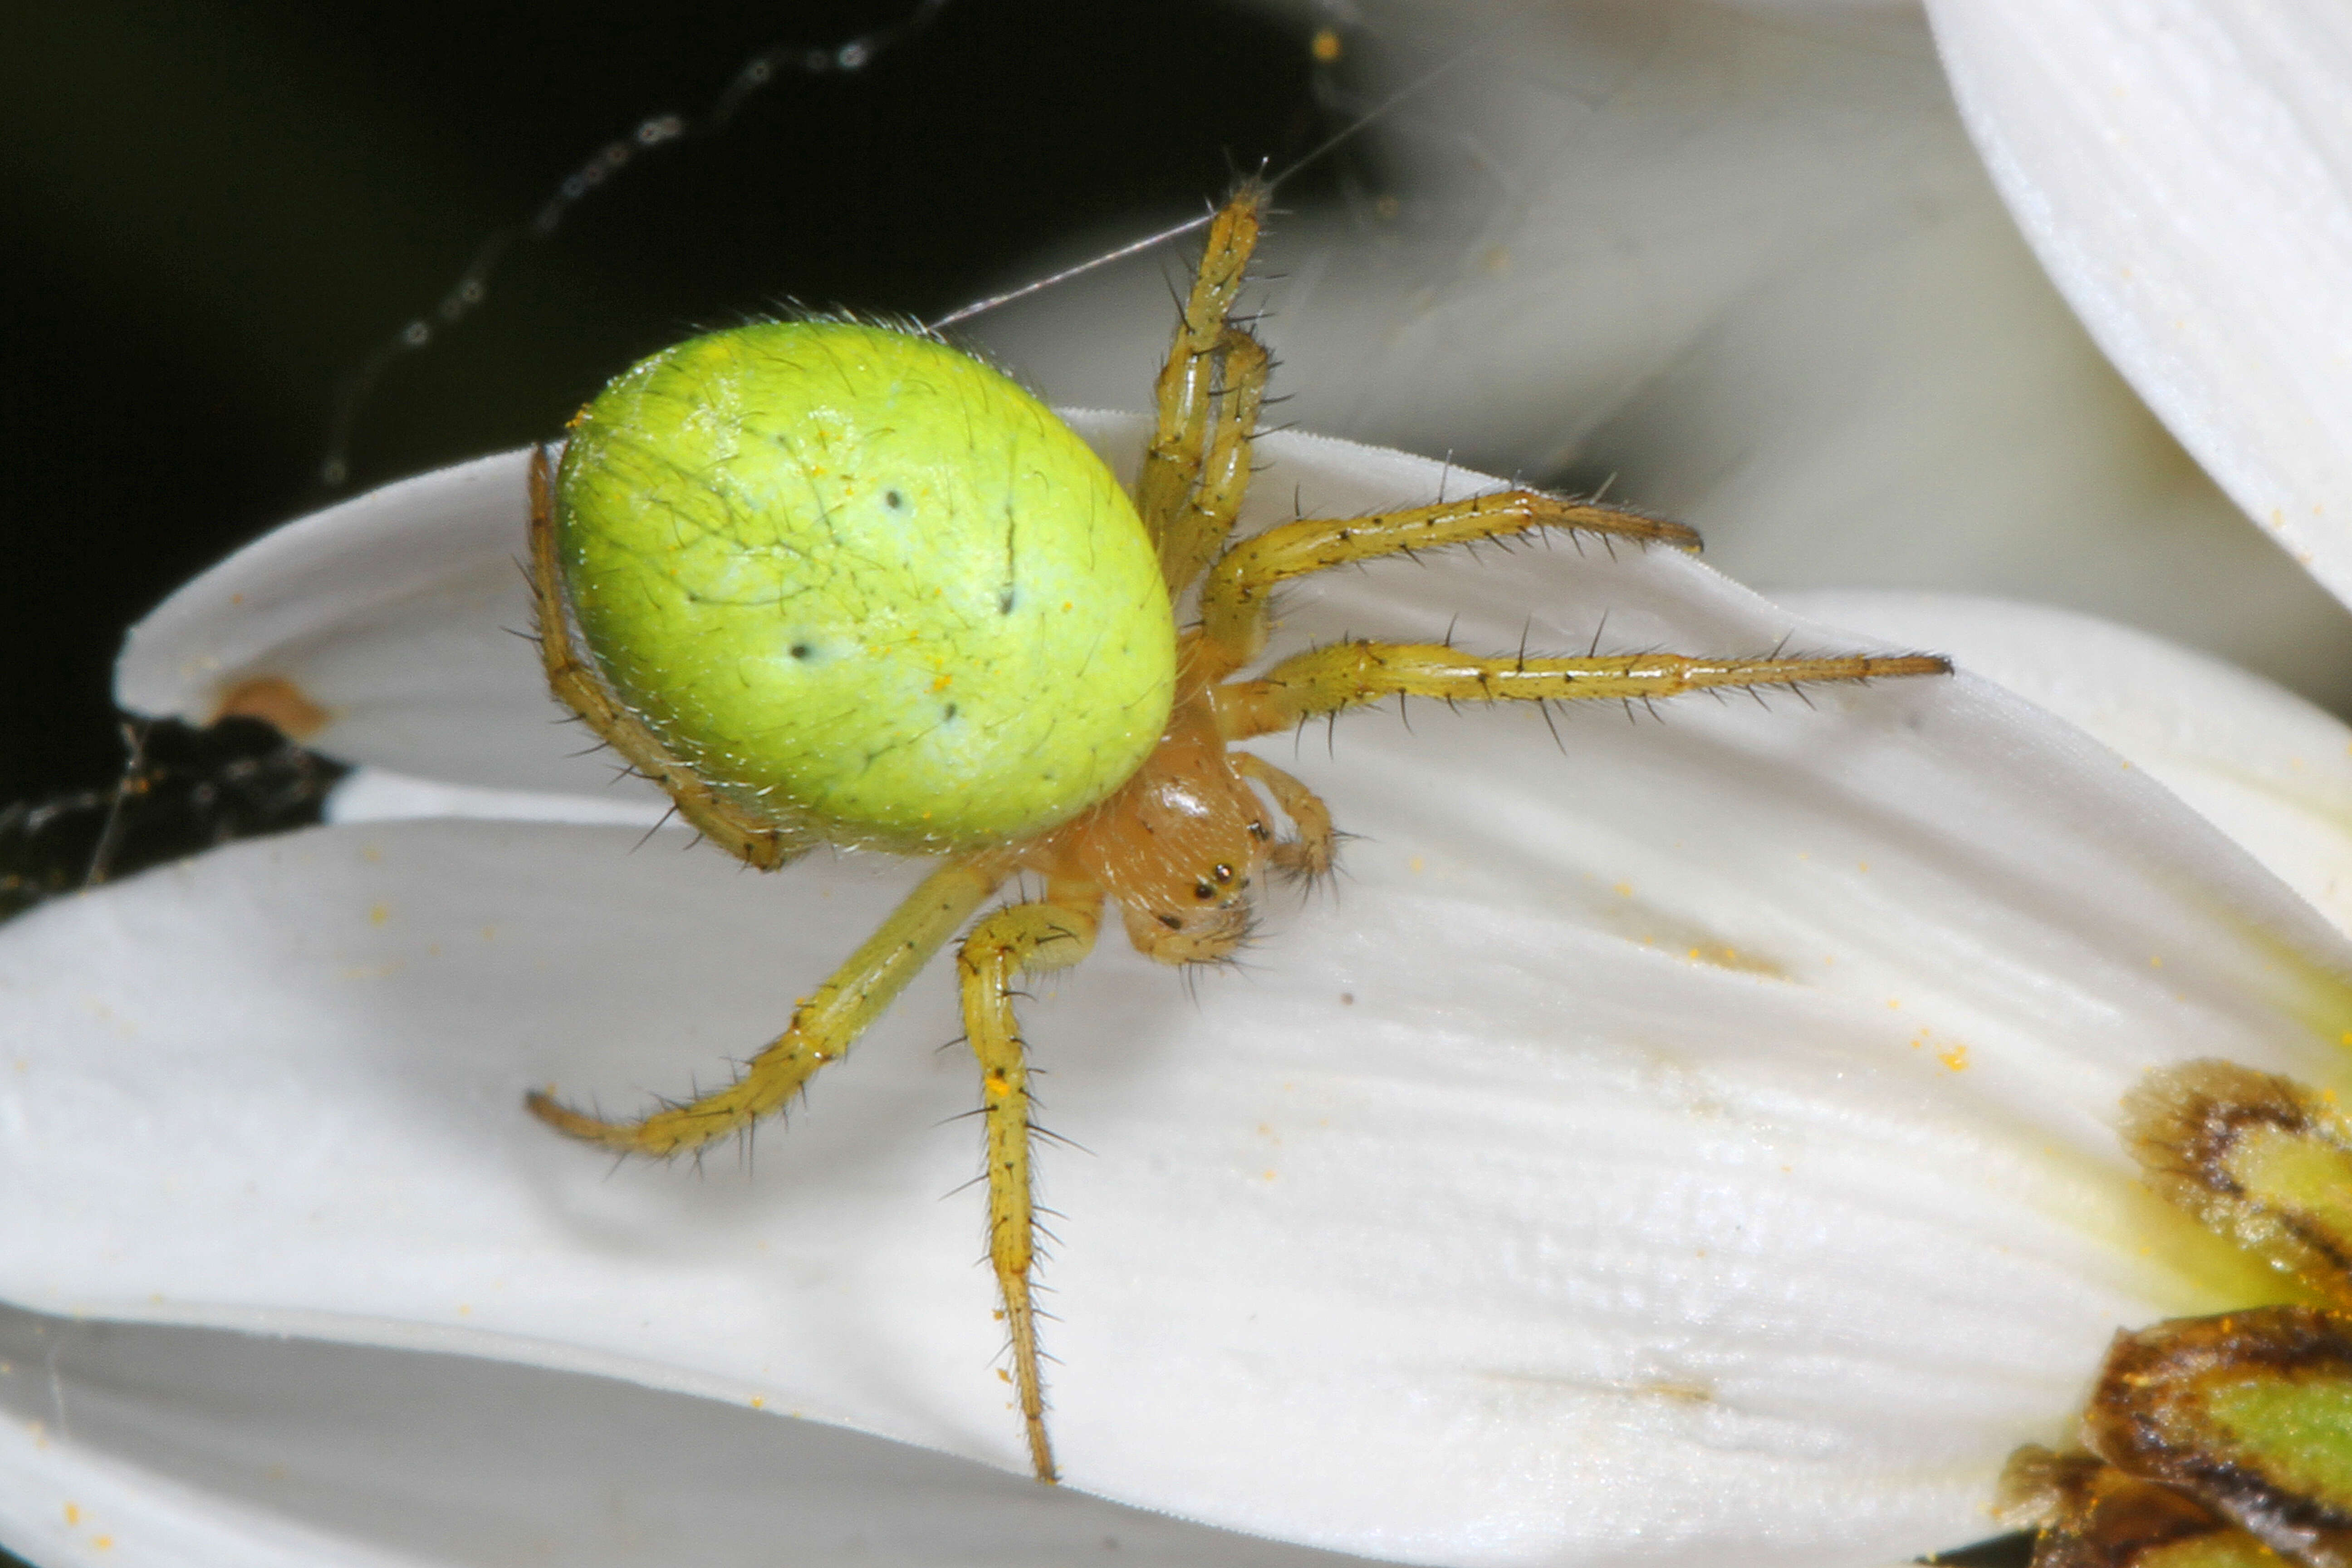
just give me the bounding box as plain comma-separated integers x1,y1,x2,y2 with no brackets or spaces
521,181,1948,1482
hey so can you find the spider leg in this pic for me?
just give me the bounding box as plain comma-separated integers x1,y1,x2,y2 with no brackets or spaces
1158,330,1269,595
1212,642,1951,740
955,876,1105,1485
529,446,806,870
1192,490,1700,682
1230,752,1335,877
1137,183,1271,593
527,854,1010,1155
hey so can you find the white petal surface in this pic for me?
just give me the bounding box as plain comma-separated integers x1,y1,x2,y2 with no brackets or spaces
982,1,2352,708
0,1308,1362,1568
1783,589,2352,941
1924,1,2352,612
113,448,670,807
59,430,2352,1563
0,811,2288,1568
323,766,671,829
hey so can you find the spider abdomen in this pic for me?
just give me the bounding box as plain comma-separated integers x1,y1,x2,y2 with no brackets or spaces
554,321,1178,854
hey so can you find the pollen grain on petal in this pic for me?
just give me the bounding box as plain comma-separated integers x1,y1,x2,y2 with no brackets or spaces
211,673,331,739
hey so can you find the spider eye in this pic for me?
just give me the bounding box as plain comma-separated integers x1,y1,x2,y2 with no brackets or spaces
1247,820,1269,840
1193,879,1216,900
1156,912,1182,930
1212,863,1234,883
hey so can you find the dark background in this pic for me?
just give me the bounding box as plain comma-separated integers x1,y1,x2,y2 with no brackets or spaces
1,0,1348,813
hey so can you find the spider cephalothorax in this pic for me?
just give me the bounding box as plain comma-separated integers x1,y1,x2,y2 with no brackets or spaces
524,181,1949,1483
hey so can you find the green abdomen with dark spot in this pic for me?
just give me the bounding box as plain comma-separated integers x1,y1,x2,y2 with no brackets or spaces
555,321,1177,853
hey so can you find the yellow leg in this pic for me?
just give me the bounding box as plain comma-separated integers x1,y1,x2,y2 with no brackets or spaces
1159,330,1269,598
1230,752,1336,877
1213,642,1952,740
955,878,1103,1485
527,855,1009,1155
1193,490,1701,682
1136,183,1270,593
529,446,804,871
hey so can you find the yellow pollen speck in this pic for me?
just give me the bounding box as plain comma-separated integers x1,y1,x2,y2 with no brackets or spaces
1857,860,1871,873
930,674,952,692
1938,1044,1970,1072
750,1395,766,1409
2149,955,2164,968
1311,25,1342,60
1613,882,1632,897
93,1537,113,1551
1262,1169,1278,1181
456,1303,472,1316
481,925,497,942
1408,855,1426,873
63,1504,80,1527
368,902,390,926
1886,998,1901,1009
361,845,382,863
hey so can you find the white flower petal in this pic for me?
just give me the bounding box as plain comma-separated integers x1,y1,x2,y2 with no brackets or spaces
0,1379,416,1568
0,819,2221,1566
1924,0,2352,612
113,448,669,805
0,1308,1351,1568
1781,589,2352,941
46,440,2352,1563
324,766,672,829
980,2,2352,707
